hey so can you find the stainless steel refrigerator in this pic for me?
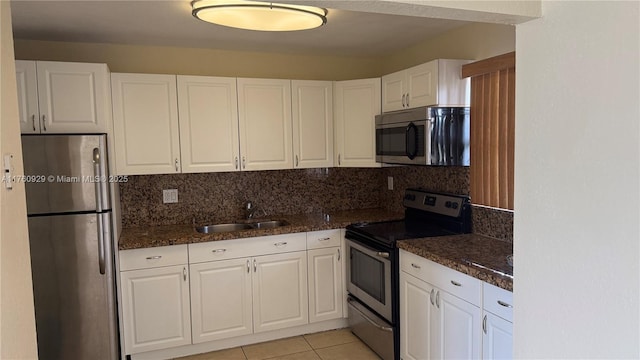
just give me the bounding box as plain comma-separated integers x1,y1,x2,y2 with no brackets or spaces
22,134,118,360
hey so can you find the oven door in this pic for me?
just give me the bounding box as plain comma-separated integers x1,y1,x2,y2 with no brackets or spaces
346,238,392,322
375,119,430,165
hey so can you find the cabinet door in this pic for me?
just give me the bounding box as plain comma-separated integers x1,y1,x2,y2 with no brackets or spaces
36,61,109,133
238,78,293,171
406,60,438,108
307,247,343,323
252,251,308,332
15,60,40,133
381,69,406,112
400,272,436,360
333,78,381,168
120,265,191,354
292,80,333,168
111,73,181,175
482,312,513,360
177,76,240,173
433,290,482,360
190,258,253,343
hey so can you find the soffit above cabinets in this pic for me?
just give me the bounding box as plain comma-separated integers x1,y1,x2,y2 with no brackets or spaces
10,0,471,57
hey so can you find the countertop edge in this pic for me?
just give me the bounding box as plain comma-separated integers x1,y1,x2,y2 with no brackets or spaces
397,236,513,292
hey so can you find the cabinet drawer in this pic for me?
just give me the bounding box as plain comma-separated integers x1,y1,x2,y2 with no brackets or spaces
400,250,481,305
306,229,341,249
483,282,513,322
119,245,188,271
189,233,307,264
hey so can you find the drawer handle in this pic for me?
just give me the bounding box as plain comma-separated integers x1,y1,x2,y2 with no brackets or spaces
146,256,162,260
497,300,513,308
211,249,227,254
318,237,331,241
411,263,421,269
274,242,288,247
451,280,462,287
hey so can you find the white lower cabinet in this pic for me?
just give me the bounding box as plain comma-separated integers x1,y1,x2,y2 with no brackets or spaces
120,264,192,354
399,271,436,360
482,283,514,360
400,249,509,360
253,251,309,332
482,312,513,360
189,258,253,343
120,231,347,358
436,290,482,359
308,246,343,323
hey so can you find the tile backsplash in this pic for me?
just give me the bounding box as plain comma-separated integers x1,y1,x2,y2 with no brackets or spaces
120,165,513,242
472,205,514,242
120,168,384,227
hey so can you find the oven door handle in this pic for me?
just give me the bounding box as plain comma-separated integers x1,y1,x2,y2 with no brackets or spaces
376,251,390,259
347,298,393,332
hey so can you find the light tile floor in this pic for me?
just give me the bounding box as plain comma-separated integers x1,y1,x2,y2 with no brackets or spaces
173,329,381,360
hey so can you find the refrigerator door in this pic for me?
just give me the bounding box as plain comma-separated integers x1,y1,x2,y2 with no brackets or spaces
28,212,118,360
22,134,111,215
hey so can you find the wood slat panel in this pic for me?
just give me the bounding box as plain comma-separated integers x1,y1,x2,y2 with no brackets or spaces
462,52,515,78
507,68,516,209
466,53,515,210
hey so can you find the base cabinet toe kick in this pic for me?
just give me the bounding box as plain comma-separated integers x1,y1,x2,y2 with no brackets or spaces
399,249,513,360
118,230,347,359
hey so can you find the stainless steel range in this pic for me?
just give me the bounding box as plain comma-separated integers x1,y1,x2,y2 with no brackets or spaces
345,188,472,360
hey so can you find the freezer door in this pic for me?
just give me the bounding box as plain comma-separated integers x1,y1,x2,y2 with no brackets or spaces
22,134,111,214
28,212,118,360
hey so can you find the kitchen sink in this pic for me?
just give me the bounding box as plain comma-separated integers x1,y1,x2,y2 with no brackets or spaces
196,223,254,233
195,220,289,234
251,220,289,229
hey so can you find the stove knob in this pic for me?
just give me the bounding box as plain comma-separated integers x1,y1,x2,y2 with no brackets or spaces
445,201,452,208
452,202,459,209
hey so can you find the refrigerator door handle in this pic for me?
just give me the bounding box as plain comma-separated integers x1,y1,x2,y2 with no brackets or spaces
93,148,103,212
97,213,106,275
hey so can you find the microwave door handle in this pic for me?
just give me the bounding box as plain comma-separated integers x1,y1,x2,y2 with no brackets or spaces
405,122,419,160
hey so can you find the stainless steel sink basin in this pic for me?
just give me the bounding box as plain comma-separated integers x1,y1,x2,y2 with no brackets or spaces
196,223,253,234
251,220,289,229
195,220,289,234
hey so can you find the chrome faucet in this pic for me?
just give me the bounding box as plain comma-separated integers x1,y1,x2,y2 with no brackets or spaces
244,201,256,220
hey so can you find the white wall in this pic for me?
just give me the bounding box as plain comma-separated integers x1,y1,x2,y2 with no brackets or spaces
514,1,639,358
0,1,39,358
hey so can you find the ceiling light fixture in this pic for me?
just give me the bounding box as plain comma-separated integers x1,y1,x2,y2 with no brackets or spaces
191,0,327,32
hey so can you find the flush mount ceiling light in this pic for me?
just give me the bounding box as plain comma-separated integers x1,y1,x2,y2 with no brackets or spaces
191,0,327,31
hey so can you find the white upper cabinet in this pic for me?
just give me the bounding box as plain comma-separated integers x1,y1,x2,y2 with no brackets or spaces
382,59,470,112
15,60,39,133
111,73,181,175
333,78,381,168
16,60,110,134
238,78,293,171
177,76,240,173
292,80,334,169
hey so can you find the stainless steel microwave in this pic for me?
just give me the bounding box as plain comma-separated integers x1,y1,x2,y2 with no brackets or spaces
375,106,470,166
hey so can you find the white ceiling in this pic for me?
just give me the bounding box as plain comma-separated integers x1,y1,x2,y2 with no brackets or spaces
10,0,472,57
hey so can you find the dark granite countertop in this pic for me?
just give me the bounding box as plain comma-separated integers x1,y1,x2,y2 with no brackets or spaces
397,234,513,291
119,208,404,250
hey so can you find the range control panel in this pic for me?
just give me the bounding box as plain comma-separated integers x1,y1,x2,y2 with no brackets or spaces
402,188,468,218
